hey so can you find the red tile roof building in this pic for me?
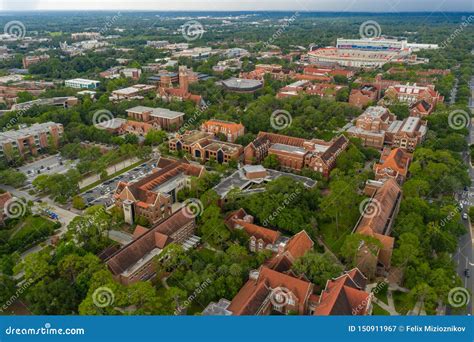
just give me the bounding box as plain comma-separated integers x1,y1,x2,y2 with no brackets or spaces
244,132,349,177
374,148,412,184
313,268,372,315
113,158,205,225
226,266,316,315
106,209,196,285
200,120,245,143
277,81,346,100
169,130,243,164
158,66,203,106
383,83,444,109
353,179,402,278
349,85,379,108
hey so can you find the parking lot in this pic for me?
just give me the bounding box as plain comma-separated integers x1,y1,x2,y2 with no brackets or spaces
19,154,77,182
81,161,159,207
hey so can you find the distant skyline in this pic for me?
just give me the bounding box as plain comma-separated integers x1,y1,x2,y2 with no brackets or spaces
1,0,473,12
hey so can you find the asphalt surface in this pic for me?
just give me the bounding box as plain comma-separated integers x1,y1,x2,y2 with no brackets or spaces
80,161,159,207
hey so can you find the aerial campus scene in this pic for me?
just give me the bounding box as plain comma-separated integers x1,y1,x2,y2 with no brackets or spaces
0,0,472,341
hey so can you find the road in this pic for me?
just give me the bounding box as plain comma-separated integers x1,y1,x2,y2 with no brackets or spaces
454,115,474,315
1,185,79,259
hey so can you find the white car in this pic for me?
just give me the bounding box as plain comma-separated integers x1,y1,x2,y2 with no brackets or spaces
462,213,468,220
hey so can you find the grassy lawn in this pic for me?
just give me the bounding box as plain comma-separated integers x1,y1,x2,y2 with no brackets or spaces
372,303,390,316
318,221,351,254
392,291,415,315
372,282,389,301
5,215,58,253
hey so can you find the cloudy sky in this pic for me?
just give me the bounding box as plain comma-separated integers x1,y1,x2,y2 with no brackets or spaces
1,0,472,12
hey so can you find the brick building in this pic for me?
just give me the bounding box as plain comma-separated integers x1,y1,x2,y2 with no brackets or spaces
382,83,444,110
346,106,427,152
374,148,412,184
126,106,185,131
349,85,379,108
113,158,205,225
22,54,50,69
352,179,402,278
169,130,243,164
95,118,160,137
200,119,245,143
106,209,196,285
244,132,349,177
0,122,63,161
313,268,372,315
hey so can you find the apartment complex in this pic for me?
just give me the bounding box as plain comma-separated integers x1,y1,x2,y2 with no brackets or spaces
200,119,245,143
22,54,50,69
0,122,63,161
168,130,243,164
244,132,349,177
126,106,185,131
113,158,205,225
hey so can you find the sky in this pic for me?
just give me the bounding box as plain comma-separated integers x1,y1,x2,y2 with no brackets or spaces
1,0,473,12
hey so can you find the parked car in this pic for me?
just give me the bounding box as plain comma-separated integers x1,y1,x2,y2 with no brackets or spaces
462,213,468,220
